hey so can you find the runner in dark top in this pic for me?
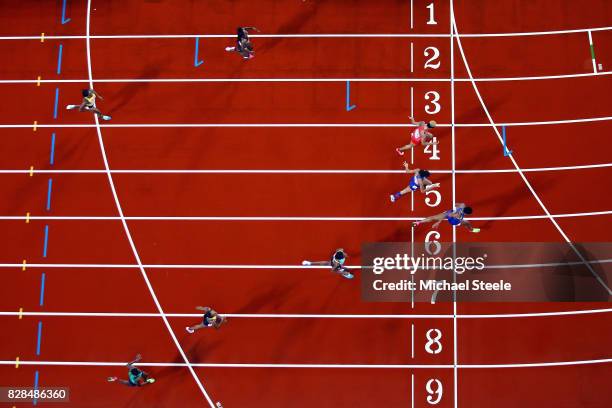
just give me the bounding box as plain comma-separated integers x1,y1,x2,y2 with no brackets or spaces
186,306,228,333
107,354,155,386
225,26,260,59
302,248,354,279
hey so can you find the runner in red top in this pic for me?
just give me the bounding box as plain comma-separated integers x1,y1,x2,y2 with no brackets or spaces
396,116,438,155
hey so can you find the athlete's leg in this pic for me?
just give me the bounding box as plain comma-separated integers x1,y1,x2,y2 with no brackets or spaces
302,260,332,266
186,322,206,333
390,186,412,202
413,212,446,227
396,143,415,155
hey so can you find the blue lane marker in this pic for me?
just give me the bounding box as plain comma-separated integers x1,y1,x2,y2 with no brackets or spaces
33,370,40,405
36,321,43,355
50,133,56,165
43,225,49,257
194,37,204,67
39,273,46,306
57,44,64,75
61,0,71,24
345,81,356,111
46,179,53,211
502,126,512,156
53,88,59,119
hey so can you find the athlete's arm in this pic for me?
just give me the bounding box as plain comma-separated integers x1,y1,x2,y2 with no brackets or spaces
402,161,412,173
408,116,419,125
196,306,210,312
91,89,103,100
127,354,142,366
77,101,88,112
418,178,427,193
460,219,474,231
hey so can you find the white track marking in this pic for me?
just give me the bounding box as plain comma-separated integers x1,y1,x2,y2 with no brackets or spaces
1,210,610,221
2,309,610,319
0,70,609,84
452,14,612,296
84,2,214,406
0,26,610,40
449,3,459,406
1,359,610,369
1,258,610,270
587,30,598,74
2,163,611,175
1,116,610,128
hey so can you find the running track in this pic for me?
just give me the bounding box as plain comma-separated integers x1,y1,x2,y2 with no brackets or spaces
0,1,611,407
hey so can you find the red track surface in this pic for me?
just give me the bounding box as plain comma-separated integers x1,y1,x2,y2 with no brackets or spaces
0,1,611,407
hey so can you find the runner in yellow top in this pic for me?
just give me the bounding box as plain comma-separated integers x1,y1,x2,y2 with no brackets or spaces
66,88,111,120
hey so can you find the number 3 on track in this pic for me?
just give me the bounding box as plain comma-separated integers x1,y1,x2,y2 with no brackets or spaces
425,91,441,114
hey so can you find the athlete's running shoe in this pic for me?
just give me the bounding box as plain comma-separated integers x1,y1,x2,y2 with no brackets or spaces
396,148,404,156
302,260,311,266
102,115,112,121
185,327,195,334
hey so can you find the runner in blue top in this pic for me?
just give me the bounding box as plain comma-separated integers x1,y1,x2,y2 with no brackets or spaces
107,354,155,386
390,161,440,202
413,203,480,233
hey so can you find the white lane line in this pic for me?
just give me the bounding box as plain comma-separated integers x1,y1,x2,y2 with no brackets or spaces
0,70,608,83
84,2,215,406
2,309,610,319
1,359,610,369
2,163,611,174
0,26,610,40
449,2,459,406
1,116,610,128
452,13,612,296
1,210,610,221
1,258,610,270
410,0,414,29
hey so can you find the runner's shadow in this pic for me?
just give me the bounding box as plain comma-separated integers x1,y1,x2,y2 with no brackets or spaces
107,65,163,114
471,179,555,231
234,284,298,313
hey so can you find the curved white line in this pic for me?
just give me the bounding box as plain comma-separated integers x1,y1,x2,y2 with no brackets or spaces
0,25,609,40
2,308,611,319
0,70,609,84
3,162,612,174
452,13,612,296
2,116,611,128
2,359,611,369
3,210,611,221
83,2,215,406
